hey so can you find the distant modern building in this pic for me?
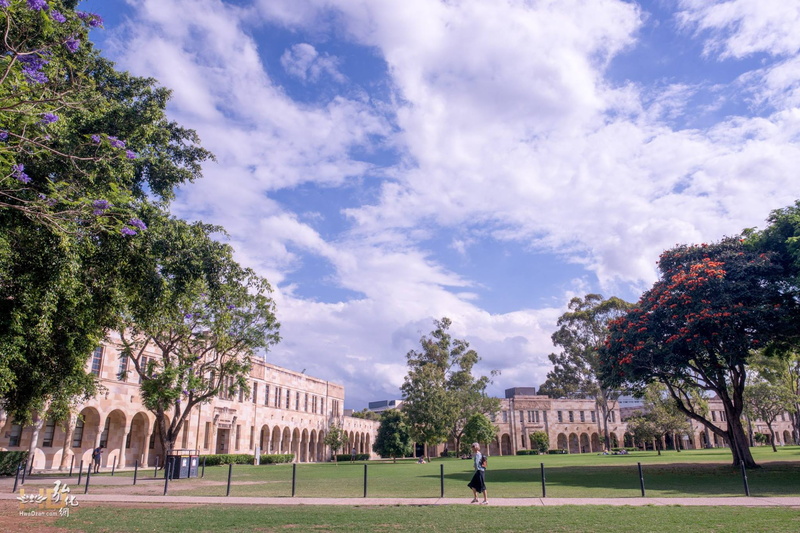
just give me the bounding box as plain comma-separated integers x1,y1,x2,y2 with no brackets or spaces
368,399,404,413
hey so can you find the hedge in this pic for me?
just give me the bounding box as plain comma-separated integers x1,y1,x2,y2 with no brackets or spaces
259,454,294,464
0,451,28,475
334,453,370,462
440,450,458,458
515,450,540,455
548,449,568,454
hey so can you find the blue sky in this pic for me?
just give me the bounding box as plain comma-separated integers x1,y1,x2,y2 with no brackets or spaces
79,0,800,407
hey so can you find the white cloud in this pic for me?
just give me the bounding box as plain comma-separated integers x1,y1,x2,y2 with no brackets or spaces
281,43,346,83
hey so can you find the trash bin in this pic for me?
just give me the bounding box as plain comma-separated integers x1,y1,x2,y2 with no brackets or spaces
188,455,199,478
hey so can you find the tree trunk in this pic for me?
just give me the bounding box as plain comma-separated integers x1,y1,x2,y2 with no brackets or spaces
26,412,46,472
59,414,77,470
725,415,757,468
766,422,778,453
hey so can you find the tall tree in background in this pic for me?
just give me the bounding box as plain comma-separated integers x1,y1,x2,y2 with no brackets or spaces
462,413,498,455
324,424,348,463
628,383,693,454
744,379,795,452
401,318,497,459
600,238,800,467
373,409,412,462
538,294,633,450
118,215,279,456
0,0,212,421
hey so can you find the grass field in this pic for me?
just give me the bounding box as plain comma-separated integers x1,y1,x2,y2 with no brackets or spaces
75,446,800,499
51,504,800,532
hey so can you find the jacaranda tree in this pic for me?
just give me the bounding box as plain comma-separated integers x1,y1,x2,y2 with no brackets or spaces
599,237,800,467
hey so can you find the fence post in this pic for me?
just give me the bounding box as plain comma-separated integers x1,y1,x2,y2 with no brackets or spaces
440,464,444,498
20,458,27,484
540,463,546,498
226,463,233,496
111,456,117,476
77,460,83,486
154,456,159,478
12,463,21,493
638,462,646,497
740,462,751,497
84,465,91,495
364,464,368,498
69,455,75,478
291,463,297,497
201,456,206,478
133,460,139,486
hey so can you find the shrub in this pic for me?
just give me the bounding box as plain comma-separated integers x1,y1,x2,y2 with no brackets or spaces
334,454,370,462
0,451,28,475
440,450,458,458
200,454,254,466
548,449,568,454
259,454,294,464
516,450,539,455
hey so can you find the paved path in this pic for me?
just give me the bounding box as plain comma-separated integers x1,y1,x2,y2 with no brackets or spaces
2,492,799,507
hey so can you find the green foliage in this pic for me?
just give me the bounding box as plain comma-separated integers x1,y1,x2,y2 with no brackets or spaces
351,408,381,421
529,430,550,454
515,449,540,455
201,454,256,466
462,413,497,449
401,317,498,457
323,424,348,460
539,294,633,450
548,449,568,454
259,454,294,464
600,237,800,467
744,379,796,451
334,454,370,462
0,1,212,421
373,409,412,462
0,450,28,475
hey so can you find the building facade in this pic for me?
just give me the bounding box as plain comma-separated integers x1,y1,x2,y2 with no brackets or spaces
0,332,379,471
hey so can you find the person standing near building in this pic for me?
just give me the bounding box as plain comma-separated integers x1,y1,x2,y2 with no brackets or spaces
350,446,357,463
92,446,103,473
467,442,488,504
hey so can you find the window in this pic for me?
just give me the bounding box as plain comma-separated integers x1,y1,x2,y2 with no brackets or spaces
72,418,84,448
580,411,585,422
521,434,527,449
286,389,291,409
568,411,574,422
91,347,103,376
557,411,563,423
9,421,22,447
712,411,717,422
527,410,533,423
253,383,258,404
204,422,211,449
42,418,56,447
296,392,300,410
305,393,308,412
249,425,254,448
117,351,128,381
235,424,241,450
502,411,508,423
591,411,596,423
238,385,244,403
140,356,150,383
275,387,280,408
721,411,727,422
99,418,110,448
264,385,270,406
519,411,524,423
610,411,616,423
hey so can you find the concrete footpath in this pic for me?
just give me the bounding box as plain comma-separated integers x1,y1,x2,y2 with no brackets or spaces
2,492,800,507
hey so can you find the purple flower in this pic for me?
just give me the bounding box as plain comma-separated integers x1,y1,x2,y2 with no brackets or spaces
184,313,193,319
125,150,137,159
65,37,80,53
19,55,49,85
91,134,101,144
0,131,7,141
92,199,111,215
26,0,48,11
40,113,59,125
227,305,236,310
108,136,126,149
12,164,31,184
77,11,103,27
128,218,147,231
0,0,11,8
121,227,137,236
50,9,66,22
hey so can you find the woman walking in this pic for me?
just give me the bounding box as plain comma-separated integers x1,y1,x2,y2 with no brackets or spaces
467,442,488,504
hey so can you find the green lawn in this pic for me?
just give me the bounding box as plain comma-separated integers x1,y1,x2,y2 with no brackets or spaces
54,504,800,532
82,446,800,498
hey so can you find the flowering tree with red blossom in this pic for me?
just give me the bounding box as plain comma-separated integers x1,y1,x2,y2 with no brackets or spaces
599,237,800,468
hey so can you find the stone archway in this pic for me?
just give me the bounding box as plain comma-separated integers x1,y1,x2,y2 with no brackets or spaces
75,407,101,465
260,424,271,454
271,426,282,454
557,433,568,451
104,409,127,468
568,433,579,454
579,433,590,453
591,433,601,452
501,434,512,455
126,412,150,467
